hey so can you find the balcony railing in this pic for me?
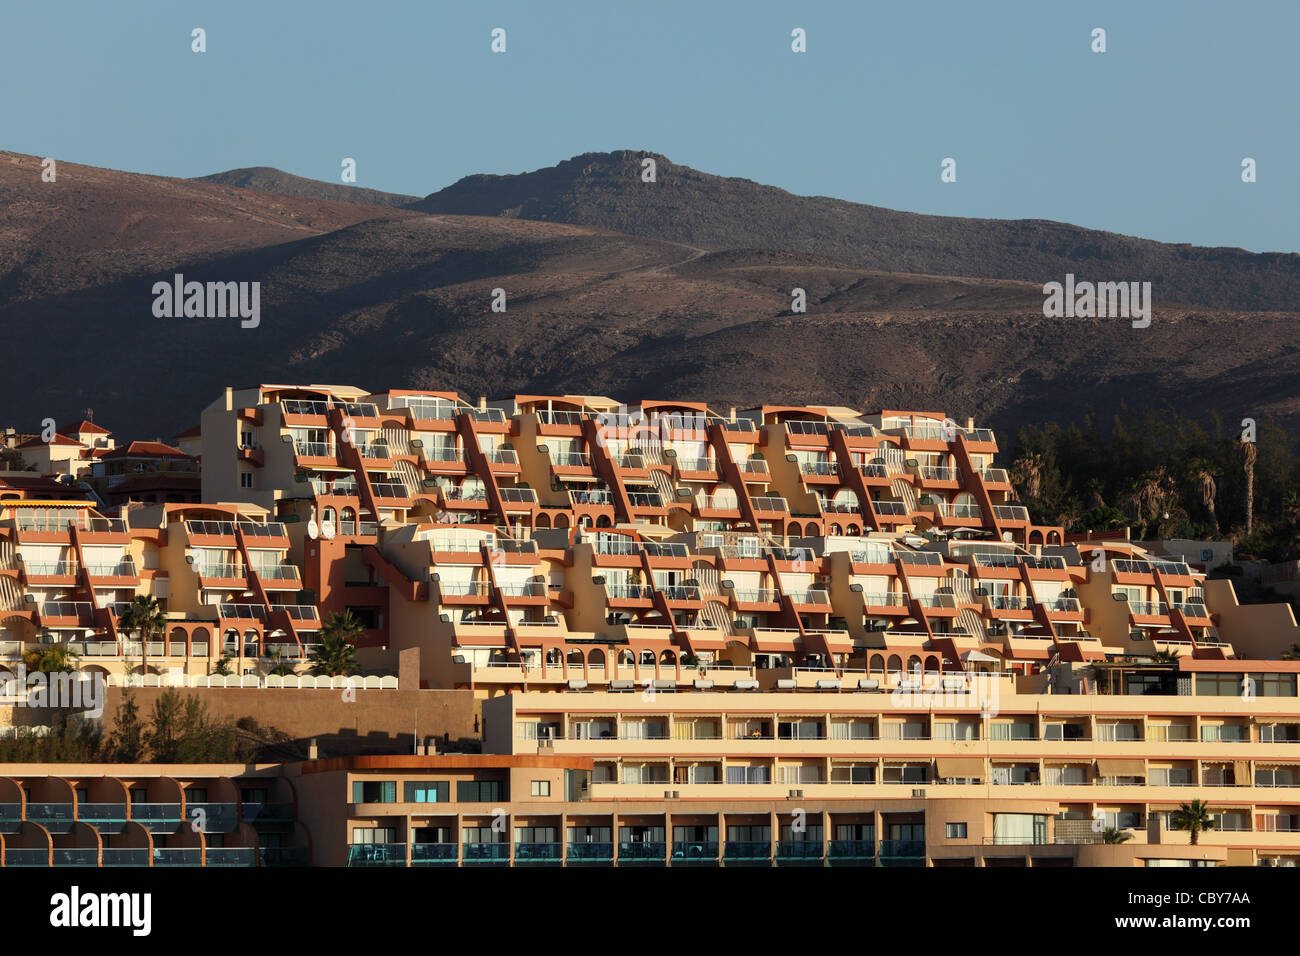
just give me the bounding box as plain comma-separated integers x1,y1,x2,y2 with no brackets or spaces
570,488,614,506
978,468,1009,483
237,521,287,538
799,460,838,477
336,401,379,418
391,396,457,421
23,561,80,576
550,450,591,468
197,563,244,580
627,491,665,508
369,481,410,499
499,487,538,504
1129,600,1170,617
254,565,301,581
185,520,236,537
870,500,908,516
919,465,960,481
606,582,653,600
293,441,333,458
281,399,330,416
535,409,589,427
732,588,780,604
85,559,137,577
991,505,1030,522
486,448,518,465
750,496,789,513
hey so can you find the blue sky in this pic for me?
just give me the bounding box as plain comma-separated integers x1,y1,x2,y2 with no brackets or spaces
3,0,1295,252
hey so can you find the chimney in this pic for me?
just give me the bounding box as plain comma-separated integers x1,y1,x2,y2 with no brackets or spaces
729,407,736,422
965,416,974,430
478,396,487,412
306,737,319,759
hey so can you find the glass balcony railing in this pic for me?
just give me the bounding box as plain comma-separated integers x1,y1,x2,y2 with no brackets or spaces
566,842,615,862
347,843,407,867
723,841,772,862
514,842,563,863
153,848,202,866
102,848,150,867
671,841,719,864
827,840,876,862
776,841,824,862
410,843,457,865
461,842,509,864
206,848,256,866
133,803,183,830
618,841,666,862
4,849,49,867
27,804,75,830
260,847,311,866
281,399,330,416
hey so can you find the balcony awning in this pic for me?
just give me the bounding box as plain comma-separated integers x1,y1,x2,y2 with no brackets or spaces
1096,759,1147,776
750,633,800,653
961,649,1000,664
676,632,728,654
935,757,986,779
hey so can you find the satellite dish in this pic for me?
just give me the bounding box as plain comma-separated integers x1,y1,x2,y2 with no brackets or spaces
307,519,319,540
321,520,336,539
1001,531,1013,542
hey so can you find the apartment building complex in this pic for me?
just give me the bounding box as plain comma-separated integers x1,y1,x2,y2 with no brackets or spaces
2,383,1299,867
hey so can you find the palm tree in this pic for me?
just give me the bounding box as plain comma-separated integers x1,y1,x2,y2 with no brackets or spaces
263,646,295,677
1242,441,1257,535
117,595,166,675
1193,466,1219,537
1012,452,1045,500
1171,800,1216,845
22,642,79,673
1151,649,1180,665
308,610,362,676
1102,827,1132,845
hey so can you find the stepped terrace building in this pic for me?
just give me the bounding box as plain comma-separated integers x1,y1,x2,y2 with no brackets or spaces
2,384,1300,866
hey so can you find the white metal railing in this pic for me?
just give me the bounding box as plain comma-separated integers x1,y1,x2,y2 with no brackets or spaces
799,460,838,477
962,428,995,443
237,521,287,538
197,563,244,579
750,496,788,513
675,456,714,472
895,550,942,565
391,396,457,420
732,588,779,603
356,442,391,460
336,401,379,418
570,488,614,506
85,559,137,577
256,565,301,581
551,450,591,468
294,441,333,457
1043,597,1082,612
420,445,462,463
737,459,770,475
466,407,507,423
1129,600,1170,616
606,583,652,600
919,465,960,481
861,591,907,606
213,603,266,620
978,468,1009,483
791,587,830,604
871,499,908,516
23,561,79,576
784,419,832,436
992,505,1030,522
497,581,547,597
438,580,492,597
38,601,92,621
699,495,740,511
859,463,888,478
487,448,518,465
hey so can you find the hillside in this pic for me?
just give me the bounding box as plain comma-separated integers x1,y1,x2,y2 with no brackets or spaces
414,150,1300,312
194,166,418,209
1,150,1297,448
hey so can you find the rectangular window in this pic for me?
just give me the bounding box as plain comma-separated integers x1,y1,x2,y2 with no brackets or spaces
240,472,254,489
945,823,968,839
351,780,397,803
530,780,551,797
404,781,449,803
456,780,504,803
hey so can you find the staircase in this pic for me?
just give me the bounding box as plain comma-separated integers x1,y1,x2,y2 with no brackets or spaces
891,479,918,513
957,608,986,640
699,599,735,636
